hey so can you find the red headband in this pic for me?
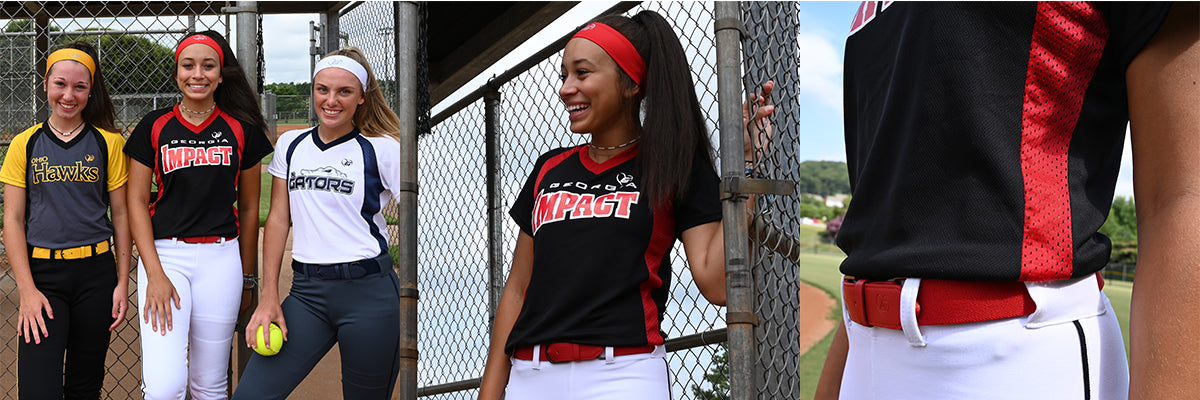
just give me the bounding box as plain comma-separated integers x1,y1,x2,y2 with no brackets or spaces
175,34,224,65
572,22,645,86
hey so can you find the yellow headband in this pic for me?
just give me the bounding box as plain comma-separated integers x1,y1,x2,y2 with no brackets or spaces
46,48,96,78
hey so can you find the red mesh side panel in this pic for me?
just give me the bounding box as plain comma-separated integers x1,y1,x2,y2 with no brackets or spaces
1019,2,1109,281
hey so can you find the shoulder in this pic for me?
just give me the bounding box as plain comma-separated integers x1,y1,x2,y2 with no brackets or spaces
361,133,401,152
536,146,582,166
96,127,127,146
11,124,43,144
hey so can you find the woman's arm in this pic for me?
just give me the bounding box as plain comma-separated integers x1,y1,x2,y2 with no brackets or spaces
4,184,53,344
236,163,263,323
127,161,178,334
108,185,132,331
478,232,534,400
245,176,290,348
814,320,849,399
1126,3,1199,399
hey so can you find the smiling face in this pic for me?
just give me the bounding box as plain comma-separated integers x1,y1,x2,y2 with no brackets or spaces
175,43,223,103
312,67,366,133
559,38,640,135
44,61,92,123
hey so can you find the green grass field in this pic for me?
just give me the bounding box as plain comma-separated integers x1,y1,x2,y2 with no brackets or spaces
795,252,1134,399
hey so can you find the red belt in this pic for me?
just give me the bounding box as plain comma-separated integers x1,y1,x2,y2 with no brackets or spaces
170,236,236,244
512,343,656,363
842,278,1037,330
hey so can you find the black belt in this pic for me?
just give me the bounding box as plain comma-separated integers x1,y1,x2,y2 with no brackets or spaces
292,253,392,280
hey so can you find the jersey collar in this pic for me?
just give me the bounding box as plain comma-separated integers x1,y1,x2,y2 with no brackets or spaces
312,126,361,151
578,143,639,175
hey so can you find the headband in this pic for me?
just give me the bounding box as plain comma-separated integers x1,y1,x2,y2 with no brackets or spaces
572,22,645,86
46,48,96,79
175,34,224,65
313,55,369,89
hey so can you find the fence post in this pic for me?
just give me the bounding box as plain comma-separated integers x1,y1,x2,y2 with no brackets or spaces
483,85,504,323
394,2,421,399
262,90,276,143
33,6,49,121
234,1,259,93
714,3,757,400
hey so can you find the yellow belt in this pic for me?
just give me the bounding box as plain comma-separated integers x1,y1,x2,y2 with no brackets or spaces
31,241,110,260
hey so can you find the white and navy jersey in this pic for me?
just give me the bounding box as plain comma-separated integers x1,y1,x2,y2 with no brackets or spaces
837,2,1171,281
124,106,273,239
0,123,129,248
268,127,401,264
504,145,721,353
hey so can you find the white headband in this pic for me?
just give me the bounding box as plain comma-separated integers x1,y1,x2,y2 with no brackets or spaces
313,55,369,89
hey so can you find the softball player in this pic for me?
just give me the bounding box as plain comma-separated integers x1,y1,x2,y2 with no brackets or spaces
1,41,131,400
232,47,404,400
477,11,774,400
816,2,1197,399
123,31,272,400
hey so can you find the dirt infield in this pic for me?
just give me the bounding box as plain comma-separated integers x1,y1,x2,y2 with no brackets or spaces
798,281,836,355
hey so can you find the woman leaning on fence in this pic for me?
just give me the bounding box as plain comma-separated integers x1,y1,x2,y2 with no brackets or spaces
231,47,406,400
122,30,272,400
0,41,132,400
478,10,774,399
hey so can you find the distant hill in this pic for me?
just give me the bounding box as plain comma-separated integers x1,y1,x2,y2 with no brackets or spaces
798,161,849,196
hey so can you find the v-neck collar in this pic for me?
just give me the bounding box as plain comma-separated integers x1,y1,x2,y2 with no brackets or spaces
578,143,638,175
312,127,361,151
40,121,91,150
173,104,221,134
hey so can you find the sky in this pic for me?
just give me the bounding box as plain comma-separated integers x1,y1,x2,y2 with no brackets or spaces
258,2,1134,198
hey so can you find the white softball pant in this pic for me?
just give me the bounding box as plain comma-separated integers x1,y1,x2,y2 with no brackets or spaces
505,345,671,399
138,238,243,400
840,274,1127,400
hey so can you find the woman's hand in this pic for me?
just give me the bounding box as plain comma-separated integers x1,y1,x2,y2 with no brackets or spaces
109,280,129,331
244,298,288,350
17,287,53,344
743,80,776,162
143,273,181,334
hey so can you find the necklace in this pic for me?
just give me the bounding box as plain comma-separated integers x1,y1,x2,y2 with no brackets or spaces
588,136,640,151
179,102,215,115
47,119,85,137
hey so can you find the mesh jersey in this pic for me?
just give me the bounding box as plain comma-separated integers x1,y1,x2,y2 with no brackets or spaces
505,145,721,353
0,123,128,248
837,2,1172,281
124,106,272,239
267,127,401,264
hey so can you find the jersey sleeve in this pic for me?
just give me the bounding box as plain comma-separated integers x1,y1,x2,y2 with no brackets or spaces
509,152,553,236
124,111,159,168
240,123,274,170
0,125,40,188
376,137,404,199
102,129,130,191
674,158,722,237
266,129,303,179
1099,3,1173,69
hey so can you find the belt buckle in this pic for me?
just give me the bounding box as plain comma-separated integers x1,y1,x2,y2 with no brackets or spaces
315,266,341,280
61,247,83,259
843,279,869,327
545,343,603,363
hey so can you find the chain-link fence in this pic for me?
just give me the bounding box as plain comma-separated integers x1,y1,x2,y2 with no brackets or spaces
0,3,231,399
390,2,801,399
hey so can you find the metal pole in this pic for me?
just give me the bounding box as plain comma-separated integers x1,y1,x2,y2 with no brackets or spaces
394,2,421,400
33,7,49,121
483,85,504,323
321,11,339,55
308,21,319,126
715,3,756,400
235,1,259,95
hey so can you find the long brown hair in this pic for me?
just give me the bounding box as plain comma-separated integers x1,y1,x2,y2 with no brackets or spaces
175,30,267,132
45,41,117,132
583,11,714,208
322,47,402,141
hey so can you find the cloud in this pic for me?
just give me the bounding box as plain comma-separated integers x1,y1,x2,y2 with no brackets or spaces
262,14,319,84
798,32,843,114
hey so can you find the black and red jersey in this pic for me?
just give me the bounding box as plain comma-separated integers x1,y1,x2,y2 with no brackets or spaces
505,145,721,353
837,2,1171,281
124,105,272,239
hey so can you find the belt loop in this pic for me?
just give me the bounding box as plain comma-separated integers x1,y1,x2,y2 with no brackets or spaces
604,346,615,364
532,344,541,370
900,278,926,347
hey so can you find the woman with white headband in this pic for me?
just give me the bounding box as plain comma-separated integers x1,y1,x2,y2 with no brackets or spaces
123,30,273,400
233,47,405,400
1,40,131,400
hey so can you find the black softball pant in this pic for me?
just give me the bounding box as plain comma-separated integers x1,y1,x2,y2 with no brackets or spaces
18,251,117,400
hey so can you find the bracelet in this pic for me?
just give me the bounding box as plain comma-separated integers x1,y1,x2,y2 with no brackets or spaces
243,274,258,290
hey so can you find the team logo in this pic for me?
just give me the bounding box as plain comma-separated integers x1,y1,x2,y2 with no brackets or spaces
581,23,596,31
30,156,99,184
342,158,352,166
85,154,95,162
290,165,354,194
616,172,636,188
212,131,223,139
160,144,233,174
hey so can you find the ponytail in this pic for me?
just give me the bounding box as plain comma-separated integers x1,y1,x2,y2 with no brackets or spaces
590,11,713,208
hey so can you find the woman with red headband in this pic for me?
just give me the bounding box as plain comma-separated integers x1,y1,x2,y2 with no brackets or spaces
1,41,131,400
123,30,272,400
479,11,774,399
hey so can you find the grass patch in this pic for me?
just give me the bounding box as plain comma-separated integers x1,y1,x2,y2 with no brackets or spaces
1102,279,1132,352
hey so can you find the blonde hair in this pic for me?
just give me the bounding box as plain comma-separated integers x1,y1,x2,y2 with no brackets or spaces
323,47,402,141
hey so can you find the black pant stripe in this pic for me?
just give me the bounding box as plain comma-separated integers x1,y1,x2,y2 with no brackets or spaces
1073,320,1091,400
